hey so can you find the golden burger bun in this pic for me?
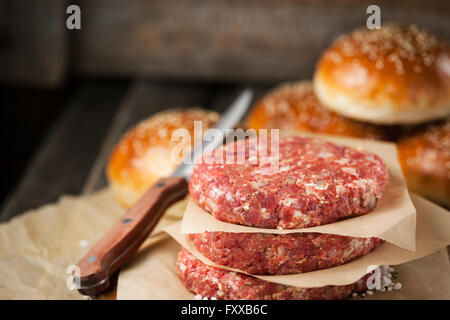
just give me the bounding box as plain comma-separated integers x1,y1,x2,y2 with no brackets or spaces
397,118,450,208
246,81,390,140
314,24,450,125
107,108,219,207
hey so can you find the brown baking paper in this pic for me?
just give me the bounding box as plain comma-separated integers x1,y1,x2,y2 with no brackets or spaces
117,242,450,300
0,188,187,299
167,194,450,288
2,187,446,300
181,133,417,251
116,194,450,299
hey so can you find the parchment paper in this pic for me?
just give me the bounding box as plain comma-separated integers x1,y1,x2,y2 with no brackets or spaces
117,240,450,300
0,186,447,300
0,188,186,299
182,133,416,251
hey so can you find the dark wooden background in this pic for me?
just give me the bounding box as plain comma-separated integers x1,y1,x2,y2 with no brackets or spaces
1,0,450,220
2,0,450,86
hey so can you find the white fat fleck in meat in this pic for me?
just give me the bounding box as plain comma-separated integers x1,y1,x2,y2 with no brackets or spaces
277,246,287,256
313,176,329,190
284,175,296,185
294,210,304,218
318,152,334,159
342,239,365,259
334,158,350,165
300,213,312,225
341,167,358,175
335,185,346,195
368,195,377,210
225,192,234,201
282,198,297,207
251,180,268,188
305,185,315,196
208,186,225,198
351,179,378,207
179,263,186,272
260,207,271,219
350,178,373,192
232,207,241,214
304,180,329,191
279,166,290,172
216,290,224,297
209,276,220,287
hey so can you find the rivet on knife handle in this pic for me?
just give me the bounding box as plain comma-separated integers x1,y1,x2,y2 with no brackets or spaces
73,176,188,296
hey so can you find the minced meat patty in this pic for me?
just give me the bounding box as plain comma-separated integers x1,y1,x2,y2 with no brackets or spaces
177,249,369,300
189,136,389,229
189,231,382,275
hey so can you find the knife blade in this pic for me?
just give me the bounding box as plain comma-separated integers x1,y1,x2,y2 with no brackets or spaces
172,88,253,180
73,89,253,296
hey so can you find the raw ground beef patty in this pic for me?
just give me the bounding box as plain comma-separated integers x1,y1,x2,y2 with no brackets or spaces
189,136,389,229
177,249,369,300
189,232,382,275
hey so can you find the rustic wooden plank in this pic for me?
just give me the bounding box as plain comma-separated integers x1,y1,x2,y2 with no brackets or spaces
0,84,71,205
0,0,68,87
80,81,146,195
0,81,129,222
76,0,450,83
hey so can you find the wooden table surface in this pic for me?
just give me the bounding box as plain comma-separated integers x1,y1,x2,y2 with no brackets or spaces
0,79,270,299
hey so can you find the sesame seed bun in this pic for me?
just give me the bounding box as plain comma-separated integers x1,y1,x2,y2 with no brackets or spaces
107,108,218,207
314,24,450,125
246,81,391,140
398,118,450,208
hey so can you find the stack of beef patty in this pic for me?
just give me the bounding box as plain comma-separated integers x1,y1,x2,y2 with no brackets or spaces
177,136,389,300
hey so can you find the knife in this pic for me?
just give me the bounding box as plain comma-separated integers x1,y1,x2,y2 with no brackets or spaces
74,89,253,296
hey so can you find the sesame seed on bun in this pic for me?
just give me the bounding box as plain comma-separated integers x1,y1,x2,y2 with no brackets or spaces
314,24,450,125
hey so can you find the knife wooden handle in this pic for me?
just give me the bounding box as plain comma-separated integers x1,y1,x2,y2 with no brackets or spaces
74,176,188,296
